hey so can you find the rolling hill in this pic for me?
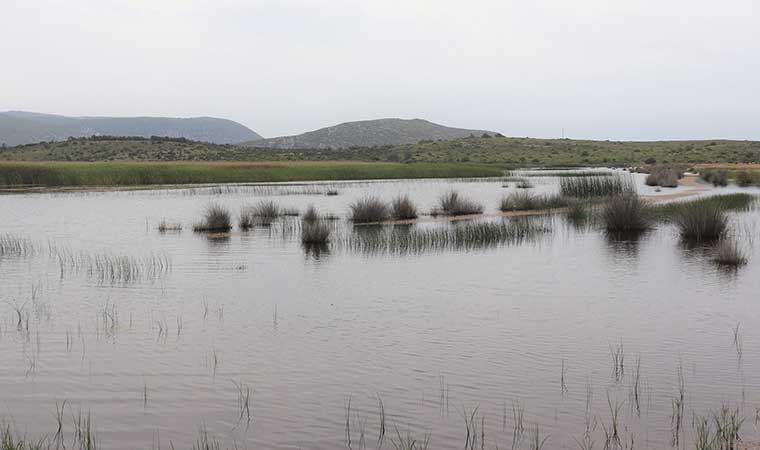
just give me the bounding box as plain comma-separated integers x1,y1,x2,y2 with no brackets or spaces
246,118,499,149
0,111,262,146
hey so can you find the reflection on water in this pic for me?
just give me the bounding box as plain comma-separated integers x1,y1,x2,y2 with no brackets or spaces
0,175,758,450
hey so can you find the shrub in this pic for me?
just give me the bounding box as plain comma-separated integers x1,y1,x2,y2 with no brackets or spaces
193,203,232,232
700,170,728,187
736,170,755,187
674,200,728,242
350,197,390,223
645,167,680,188
436,191,484,216
602,194,651,233
391,195,418,220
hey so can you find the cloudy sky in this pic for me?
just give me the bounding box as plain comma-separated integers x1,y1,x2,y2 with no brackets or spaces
1,0,759,140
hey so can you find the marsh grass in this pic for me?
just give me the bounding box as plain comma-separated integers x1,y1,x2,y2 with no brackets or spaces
0,234,36,258
435,191,484,216
713,239,748,267
193,203,232,232
350,197,390,223
650,194,755,221
560,175,634,199
673,201,728,242
516,178,534,189
391,195,418,220
50,246,171,284
602,194,651,234
343,218,546,254
301,221,331,245
499,192,569,212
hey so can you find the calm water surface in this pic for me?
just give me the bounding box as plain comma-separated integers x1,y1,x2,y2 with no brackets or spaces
1,173,759,449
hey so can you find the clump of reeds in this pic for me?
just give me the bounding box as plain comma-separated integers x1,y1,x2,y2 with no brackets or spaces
700,169,728,187
713,239,748,267
303,205,319,223
240,201,280,228
736,170,755,187
674,200,728,242
499,192,568,212
157,220,182,232
193,203,232,232
435,191,484,216
560,175,634,199
0,234,36,257
301,221,331,245
645,167,681,188
350,197,390,223
602,194,651,233
565,199,590,225
391,195,418,220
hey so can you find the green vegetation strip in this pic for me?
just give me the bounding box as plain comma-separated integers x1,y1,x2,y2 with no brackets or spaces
649,193,756,221
0,161,504,188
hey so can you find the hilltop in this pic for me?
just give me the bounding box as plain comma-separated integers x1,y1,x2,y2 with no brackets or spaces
0,111,262,146
246,118,499,149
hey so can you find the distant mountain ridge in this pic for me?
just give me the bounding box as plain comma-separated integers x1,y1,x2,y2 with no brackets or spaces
0,111,262,146
247,118,499,149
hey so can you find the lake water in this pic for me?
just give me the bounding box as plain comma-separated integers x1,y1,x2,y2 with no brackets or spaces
1,172,759,450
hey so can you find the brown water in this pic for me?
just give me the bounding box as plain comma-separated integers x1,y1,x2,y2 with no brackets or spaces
1,172,759,449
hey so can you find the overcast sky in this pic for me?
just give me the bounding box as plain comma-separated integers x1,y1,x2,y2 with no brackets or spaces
1,0,759,140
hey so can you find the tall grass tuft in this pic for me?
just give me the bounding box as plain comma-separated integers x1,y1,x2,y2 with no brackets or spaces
713,239,748,267
350,197,390,223
560,175,634,199
301,221,331,245
240,200,280,228
674,200,728,242
436,191,484,216
391,195,418,220
602,194,651,233
193,203,232,232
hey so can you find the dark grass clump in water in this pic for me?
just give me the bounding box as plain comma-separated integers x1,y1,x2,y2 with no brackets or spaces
673,201,728,242
650,193,756,221
499,192,568,212
602,194,651,233
645,167,681,188
700,169,728,187
435,191,484,216
713,239,748,267
516,178,534,189
157,220,182,232
565,199,590,225
301,221,331,245
560,175,634,199
350,197,390,223
303,205,319,223
391,195,418,220
240,201,280,228
193,203,232,232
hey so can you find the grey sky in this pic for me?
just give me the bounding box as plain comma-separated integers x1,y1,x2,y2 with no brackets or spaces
2,0,759,140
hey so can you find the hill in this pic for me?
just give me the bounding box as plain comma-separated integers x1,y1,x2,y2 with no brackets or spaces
3,135,760,168
0,111,262,146
246,118,499,149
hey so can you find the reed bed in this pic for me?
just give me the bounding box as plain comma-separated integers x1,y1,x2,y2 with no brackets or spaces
433,191,484,216
508,169,615,178
560,174,634,199
0,234,37,258
649,193,755,221
499,192,569,212
339,218,547,254
50,245,171,284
